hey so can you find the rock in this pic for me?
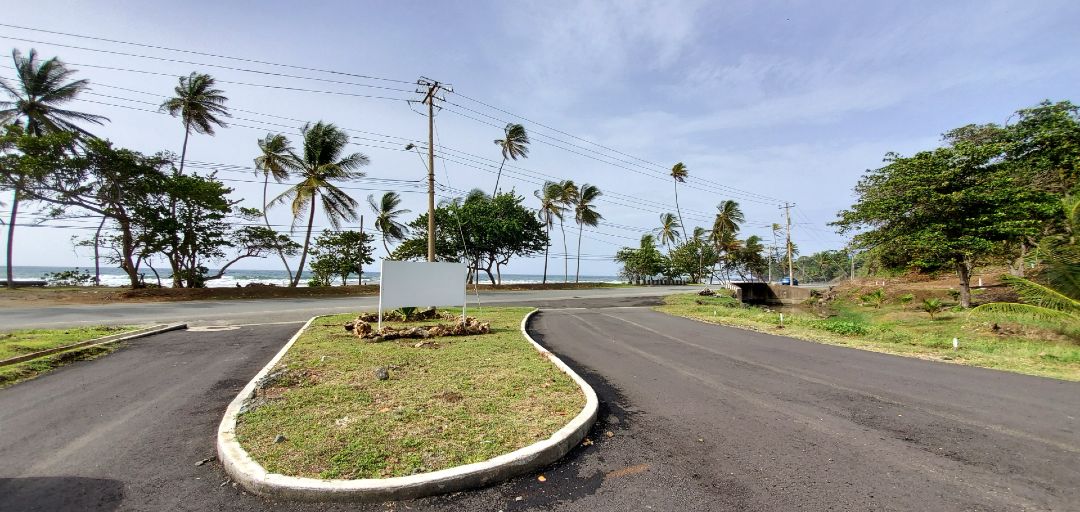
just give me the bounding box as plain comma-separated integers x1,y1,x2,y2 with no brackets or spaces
374,366,390,380
698,287,716,296
369,336,385,343
273,434,286,444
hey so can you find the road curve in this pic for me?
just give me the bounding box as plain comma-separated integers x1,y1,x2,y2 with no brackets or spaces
523,307,1080,510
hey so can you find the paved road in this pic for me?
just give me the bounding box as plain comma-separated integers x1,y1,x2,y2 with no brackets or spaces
2,301,1077,511
0,285,688,332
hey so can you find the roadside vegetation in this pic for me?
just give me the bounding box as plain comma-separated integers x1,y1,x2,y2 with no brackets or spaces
234,307,585,479
0,325,137,387
658,292,1080,381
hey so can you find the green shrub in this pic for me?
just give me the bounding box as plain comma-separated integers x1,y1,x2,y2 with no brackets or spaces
815,319,870,336
44,268,92,286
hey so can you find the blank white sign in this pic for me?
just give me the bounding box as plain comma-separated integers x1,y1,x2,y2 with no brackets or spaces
378,260,467,310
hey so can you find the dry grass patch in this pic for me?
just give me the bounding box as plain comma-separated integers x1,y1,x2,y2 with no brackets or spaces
234,307,585,479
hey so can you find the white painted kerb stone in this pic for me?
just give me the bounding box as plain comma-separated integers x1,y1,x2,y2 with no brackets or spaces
217,309,598,502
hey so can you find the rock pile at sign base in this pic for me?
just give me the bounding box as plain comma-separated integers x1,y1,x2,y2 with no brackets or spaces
698,287,717,296
343,314,490,341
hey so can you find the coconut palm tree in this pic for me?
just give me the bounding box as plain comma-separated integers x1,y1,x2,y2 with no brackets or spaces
555,180,576,282
655,213,681,249
270,121,369,287
0,49,108,136
534,181,568,284
1,50,106,289
368,191,411,255
669,162,689,239
710,200,744,282
493,123,529,194
571,184,603,282
159,72,230,175
254,133,298,280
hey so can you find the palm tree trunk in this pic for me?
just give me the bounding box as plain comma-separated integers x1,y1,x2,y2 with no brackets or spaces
178,119,191,175
560,218,568,282
674,182,686,239
493,158,506,195
292,197,318,287
6,190,18,289
263,173,294,283
576,221,585,283
542,224,550,284
383,235,391,257
94,216,105,286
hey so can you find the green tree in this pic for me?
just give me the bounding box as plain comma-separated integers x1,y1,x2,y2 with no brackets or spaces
834,139,1058,308
309,229,375,286
271,121,369,287
614,234,666,281
655,212,681,249
572,183,602,282
492,123,529,194
669,162,689,239
667,238,716,283
253,132,298,281
534,180,568,284
367,191,410,255
159,72,230,175
0,48,108,136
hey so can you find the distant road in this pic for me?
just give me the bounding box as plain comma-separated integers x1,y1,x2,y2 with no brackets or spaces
0,285,689,331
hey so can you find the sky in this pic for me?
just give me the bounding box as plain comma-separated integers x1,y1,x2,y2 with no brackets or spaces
2,0,1078,277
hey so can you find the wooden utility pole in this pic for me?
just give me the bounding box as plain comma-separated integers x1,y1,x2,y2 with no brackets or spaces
782,203,794,283
411,78,452,262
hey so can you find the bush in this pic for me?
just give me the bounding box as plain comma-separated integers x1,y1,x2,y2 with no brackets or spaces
43,268,92,286
815,319,870,336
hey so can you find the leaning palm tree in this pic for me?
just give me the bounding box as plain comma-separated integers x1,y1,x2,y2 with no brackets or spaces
555,180,577,282
368,191,411,255
253,133,298,281
710,200,744,282
572,184,603,282
655,213,681,249
669,162,689,239
271,121,369,287
534,181,568,284
159,72,230,175
493,123,529,194
0,49,108,136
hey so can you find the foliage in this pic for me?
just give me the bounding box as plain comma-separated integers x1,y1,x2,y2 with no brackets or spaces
862,289,886,308
43,268,91,286
533,180,569,283
390,191,547,285
253,132,298,281
669,162,689,238
654,212,681,248
159,72,230,174
922,298,944,320
614,234,666,280
308,229,375,286
571,183,603,282
898,294,915,308
492,123,529,193
0,48,108,136
367,191,410,254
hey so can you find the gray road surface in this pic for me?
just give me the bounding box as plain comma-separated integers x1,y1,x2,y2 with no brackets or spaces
0,285,688,332
2,300,1077,511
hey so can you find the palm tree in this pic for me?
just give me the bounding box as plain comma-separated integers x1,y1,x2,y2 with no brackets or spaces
1,49,105,289
534,181,568,284
0,49,108,136
555,180,576,282
270,121,369,287
159,72,230,175
253,133,298,281
669,162,689,239
692,226,710,283
368,191,411,255
493,123,529,194
655,213,681,249
572,184,603,282
710,200,744,283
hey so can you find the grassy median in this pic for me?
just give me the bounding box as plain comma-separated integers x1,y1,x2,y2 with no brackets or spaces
657,293,1080,381
234,307,585,480
0,325,138,387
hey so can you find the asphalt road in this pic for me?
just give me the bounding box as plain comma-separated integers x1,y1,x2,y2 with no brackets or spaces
0,285,688,332
1,300,1077,511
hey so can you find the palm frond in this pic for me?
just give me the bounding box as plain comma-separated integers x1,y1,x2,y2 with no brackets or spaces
999,274,1080,314
968,302,1077,321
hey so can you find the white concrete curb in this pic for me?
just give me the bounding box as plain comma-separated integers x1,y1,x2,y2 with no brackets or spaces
217,309,598,502
0,323,187,367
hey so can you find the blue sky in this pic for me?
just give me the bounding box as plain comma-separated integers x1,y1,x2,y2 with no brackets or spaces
3,0,1078,276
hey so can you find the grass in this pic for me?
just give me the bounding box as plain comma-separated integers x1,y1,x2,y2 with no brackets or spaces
234,307,586,480
656,293,1080,381
0,325,137,361
0,325,137,387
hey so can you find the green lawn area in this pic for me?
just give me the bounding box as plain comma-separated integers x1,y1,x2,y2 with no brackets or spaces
657,293,1080,381
234,307,585,480
0,325,138,387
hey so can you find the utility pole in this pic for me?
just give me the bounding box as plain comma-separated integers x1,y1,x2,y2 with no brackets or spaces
781,203,794,283
411,77,452,262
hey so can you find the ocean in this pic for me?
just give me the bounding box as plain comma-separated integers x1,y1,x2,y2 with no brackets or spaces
1,266,621,288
